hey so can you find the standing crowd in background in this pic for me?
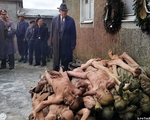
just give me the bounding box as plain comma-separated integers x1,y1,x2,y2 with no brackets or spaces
0,3,76,71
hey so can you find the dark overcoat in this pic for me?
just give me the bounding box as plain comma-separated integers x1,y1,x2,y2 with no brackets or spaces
0,19,7,60
4,20,16,55
16,20,29,56
34,25,48,64
49,15,76,69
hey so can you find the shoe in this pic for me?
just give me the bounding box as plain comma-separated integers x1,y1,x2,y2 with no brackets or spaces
9,67,14,70
41,63,46,66
34,63,40,66
18,58,24,62
29,63,32,65
23,60,27,63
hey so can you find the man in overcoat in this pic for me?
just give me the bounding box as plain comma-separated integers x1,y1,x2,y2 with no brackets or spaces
0,11,7,69
0,10,16,70
34,18,48,66
49,3,76,71
16,13,29,63
25,20,36,65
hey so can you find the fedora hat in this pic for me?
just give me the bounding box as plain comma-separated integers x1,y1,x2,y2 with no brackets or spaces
57,3,69,10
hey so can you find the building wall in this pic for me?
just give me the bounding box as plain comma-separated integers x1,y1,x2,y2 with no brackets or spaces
66,0,119,61
0,1,53,59
65,0,150,75
0,1,21,27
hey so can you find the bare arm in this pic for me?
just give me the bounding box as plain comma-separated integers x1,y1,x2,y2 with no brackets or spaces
76,108,91,120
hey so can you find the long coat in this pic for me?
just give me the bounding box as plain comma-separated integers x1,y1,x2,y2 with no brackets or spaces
4,20,16,55
34,25,48,64
49,15,76,69
0,19,7,60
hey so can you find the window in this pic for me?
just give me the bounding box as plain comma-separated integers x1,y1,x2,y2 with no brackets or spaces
80,0,94,23
122,0,135,21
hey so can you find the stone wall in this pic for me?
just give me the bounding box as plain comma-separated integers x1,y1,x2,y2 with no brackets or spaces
0,1,21,27
65,0,150,75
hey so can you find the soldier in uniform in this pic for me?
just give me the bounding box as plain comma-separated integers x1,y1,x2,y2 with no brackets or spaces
0,10,16,70
16,13,29,63
34,18,48,66
25,19,36,65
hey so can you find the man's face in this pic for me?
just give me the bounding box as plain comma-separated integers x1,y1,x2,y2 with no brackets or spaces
31,22,36,27
37,19,43,27
1,14,7,20
59,10,68,18
19,16,24,21
6,17,9,21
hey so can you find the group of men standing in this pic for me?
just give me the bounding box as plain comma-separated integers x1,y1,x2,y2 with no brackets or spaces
0,3,77,71
17,14,49,66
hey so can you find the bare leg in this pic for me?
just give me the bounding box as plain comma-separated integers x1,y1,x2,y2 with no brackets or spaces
108,49,119,60
108,59,141,77
81,58,101,70
112,65,119,78
119,52,139,68
31,94,63,119
92,61,131,90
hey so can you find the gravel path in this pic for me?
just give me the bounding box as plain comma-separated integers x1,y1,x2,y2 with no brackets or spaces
0,60,53,120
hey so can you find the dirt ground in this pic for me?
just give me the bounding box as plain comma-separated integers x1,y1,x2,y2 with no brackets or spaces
0,59,53,120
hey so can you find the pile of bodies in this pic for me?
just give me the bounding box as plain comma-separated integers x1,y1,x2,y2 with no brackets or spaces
29,50,150,120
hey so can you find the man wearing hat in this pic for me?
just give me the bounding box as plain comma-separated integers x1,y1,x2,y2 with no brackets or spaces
0,9,16,70
48,3,76,71
16,13,29,63
25,19,36,65
34,18,48,66
0,10,8,69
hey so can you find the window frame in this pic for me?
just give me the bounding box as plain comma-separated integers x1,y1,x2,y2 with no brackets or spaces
80,0,94,24
122,0,135,22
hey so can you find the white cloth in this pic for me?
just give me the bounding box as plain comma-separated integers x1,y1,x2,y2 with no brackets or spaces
60,16,65,22
0,113,7,120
